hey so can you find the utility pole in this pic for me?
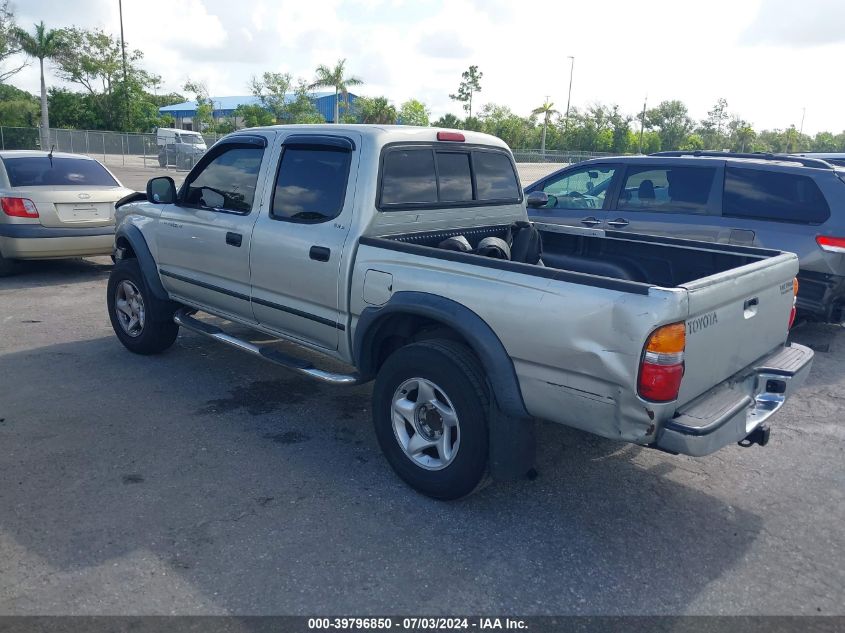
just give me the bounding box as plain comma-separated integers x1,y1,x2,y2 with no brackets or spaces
564,56,575,132
118,0,129,132
799,107,806,137
638,96,648,154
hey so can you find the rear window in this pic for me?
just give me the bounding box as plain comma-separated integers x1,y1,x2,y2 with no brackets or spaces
3,156,118,187
723,167,830,224
617,165,715,214
380,146,520,208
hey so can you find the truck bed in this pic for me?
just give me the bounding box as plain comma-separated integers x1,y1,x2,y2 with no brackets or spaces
357,222,799,422
362,222,779,291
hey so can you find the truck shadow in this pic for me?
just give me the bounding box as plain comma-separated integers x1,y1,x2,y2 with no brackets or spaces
0,333,766,615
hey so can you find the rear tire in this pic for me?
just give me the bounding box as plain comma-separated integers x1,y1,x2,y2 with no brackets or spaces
372,339,490,500
107,258,179,354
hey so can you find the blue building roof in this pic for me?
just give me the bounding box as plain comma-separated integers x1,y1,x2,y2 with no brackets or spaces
159,92,356,123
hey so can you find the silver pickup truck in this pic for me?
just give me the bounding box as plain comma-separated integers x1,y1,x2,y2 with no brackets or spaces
108,125,813,499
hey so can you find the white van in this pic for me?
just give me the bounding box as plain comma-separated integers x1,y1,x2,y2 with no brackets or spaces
154,128,207,151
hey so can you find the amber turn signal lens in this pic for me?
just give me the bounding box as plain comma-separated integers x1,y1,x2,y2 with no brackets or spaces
646,323,686,354
793,277,799,296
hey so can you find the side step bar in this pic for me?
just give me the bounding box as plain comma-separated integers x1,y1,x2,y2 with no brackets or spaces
173,309,365,386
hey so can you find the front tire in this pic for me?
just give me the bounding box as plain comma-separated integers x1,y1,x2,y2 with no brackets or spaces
372,340,490,500
107,258,179,354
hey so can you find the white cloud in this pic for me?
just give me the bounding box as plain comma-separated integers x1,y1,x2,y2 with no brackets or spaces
5,0,845,134
742,0,845,47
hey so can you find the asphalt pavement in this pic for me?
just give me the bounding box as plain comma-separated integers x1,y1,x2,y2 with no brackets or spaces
0,258,843,615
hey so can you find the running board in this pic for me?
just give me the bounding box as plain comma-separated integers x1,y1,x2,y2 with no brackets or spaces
173,309,364,386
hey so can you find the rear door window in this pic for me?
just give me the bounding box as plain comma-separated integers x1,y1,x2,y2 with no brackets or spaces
617,165,716,214
271,146,351,222
2,156,118,187
723,167,830,224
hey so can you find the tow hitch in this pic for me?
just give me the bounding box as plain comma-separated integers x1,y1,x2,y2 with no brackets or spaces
739,424,771,448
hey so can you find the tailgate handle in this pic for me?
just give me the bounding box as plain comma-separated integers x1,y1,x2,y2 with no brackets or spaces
744,297,759,319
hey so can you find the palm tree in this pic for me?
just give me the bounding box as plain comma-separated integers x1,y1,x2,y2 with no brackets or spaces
532,100,559,154
310,59,363,124
13,22,63,148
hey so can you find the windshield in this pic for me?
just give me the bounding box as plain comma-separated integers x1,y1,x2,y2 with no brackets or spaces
179,134,204,145
2,156,119,187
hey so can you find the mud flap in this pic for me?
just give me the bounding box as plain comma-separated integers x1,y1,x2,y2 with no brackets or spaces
488,400,536,481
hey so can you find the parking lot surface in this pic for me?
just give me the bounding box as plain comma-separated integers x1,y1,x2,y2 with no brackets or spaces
0,258,843,615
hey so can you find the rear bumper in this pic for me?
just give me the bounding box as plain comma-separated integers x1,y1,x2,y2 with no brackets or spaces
796,271,845,323
0,224,114,259
655,343,814,457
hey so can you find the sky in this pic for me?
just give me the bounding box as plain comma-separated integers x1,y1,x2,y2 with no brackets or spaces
5,0,845,134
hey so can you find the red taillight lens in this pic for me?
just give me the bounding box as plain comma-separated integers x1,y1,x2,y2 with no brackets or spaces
639,363,685,402
638,322,686,402
437,131,465,142
1,197,39,218
816,236,845,254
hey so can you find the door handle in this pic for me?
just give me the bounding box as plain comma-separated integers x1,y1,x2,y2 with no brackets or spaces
607,218,630,228
309,245,331,262
580,216,601,227
226,232,242,247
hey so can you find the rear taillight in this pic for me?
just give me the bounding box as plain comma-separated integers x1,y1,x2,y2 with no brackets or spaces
638,322,686,402
816,236,845,254
789,277,799,329
1,197,39,218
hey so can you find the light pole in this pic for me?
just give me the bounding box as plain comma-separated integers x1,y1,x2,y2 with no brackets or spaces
118,0,129,131
564,56,575,133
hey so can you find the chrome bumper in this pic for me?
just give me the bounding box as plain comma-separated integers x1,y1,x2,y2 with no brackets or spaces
655,343,814,457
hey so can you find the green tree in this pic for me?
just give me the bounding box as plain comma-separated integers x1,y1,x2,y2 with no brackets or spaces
250,71,292,122
398,99,430,126
449,65,482,118
0,84,38,126
811,131,839,152
286,79,324,124
680,133,705,150
477,103,533,149
12,21,65,147
432,113,463,129
183,80,213,131
54,27,158,131
0,1,24,81
310,59,363,124
234,103,274,128
698,98,729,148
356,96,397,124
531,100,559,154
645,100,694,150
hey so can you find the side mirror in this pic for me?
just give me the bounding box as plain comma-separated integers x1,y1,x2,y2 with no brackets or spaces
146,176,177,204
526,191,550,209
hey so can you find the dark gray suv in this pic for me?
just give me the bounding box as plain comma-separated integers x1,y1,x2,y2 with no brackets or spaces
525,151,845,323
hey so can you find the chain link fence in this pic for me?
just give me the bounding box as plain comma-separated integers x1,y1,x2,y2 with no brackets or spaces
0,127,223,172
0,126,613,185
512,149,614,185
